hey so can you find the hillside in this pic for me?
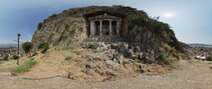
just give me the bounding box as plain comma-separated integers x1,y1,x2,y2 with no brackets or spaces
0,44,17,48
25,5,190,81
32,5,187,60
189,43,212,48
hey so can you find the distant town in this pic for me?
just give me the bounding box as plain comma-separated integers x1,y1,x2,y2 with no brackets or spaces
0,44,18,60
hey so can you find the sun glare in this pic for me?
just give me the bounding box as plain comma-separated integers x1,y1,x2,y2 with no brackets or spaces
163,12,174,18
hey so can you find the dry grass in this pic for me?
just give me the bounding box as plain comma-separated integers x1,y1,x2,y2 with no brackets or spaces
15,59,37,73
14,47,171,81
0,60,18,72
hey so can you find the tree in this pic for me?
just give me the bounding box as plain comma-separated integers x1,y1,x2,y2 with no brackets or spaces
22,42,33,55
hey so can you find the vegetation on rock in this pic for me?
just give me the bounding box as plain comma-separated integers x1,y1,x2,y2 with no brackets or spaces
85,43,99,49
38,43,49,53
65,56,73,61
31,5,187,65
158,52,170,64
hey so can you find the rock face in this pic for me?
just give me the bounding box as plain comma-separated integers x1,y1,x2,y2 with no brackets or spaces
32,17,87,47
32,5,187,60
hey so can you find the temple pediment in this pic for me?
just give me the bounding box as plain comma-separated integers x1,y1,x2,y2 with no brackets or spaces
88,13,122,20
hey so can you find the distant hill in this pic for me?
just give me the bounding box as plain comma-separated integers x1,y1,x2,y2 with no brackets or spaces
189,43,212,48
0,44,17,48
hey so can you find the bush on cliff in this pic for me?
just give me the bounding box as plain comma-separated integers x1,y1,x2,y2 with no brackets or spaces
38,43,49,53
158,52,170,64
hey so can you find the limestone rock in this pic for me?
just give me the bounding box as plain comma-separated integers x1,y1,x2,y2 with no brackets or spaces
32,5,187,61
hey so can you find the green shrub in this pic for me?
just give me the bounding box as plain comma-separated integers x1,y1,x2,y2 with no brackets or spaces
12,55,19,60
15,59,37,73
65,56,72,61
206,56,212,61
38,22,43,29
49,14,57,18
38,43,49,53
22,42,33,54
38,43,49,49
158,52,170,64
128,14,148,30
31,52,38,57
41,48,48,53
151,21,170,30
87,43,98,49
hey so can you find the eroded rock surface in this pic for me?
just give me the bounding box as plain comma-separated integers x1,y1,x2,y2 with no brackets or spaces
32,5,188,64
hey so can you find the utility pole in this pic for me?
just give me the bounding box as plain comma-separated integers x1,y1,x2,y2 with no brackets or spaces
17,33,21,65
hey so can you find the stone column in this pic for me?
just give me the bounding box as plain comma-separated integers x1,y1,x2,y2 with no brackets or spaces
116,21,120,35
109,20,113,36
100,20,103,36
90,21,95,36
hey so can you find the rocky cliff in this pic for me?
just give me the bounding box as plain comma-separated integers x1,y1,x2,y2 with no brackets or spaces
32,5,187,61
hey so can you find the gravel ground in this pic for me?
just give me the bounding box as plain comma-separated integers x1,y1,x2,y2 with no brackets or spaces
0,60,212,89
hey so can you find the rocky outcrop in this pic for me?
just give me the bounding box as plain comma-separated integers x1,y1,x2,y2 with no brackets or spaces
32,6,146,48
32,17,87,48
32,5,187,61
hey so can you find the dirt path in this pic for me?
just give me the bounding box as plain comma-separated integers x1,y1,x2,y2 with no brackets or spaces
0,60,212,89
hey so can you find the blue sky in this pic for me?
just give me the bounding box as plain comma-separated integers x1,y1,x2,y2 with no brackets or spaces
0,0,211,44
